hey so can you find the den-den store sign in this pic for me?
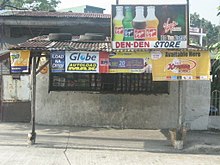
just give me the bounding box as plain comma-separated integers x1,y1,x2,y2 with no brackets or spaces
50,51,109,73
111,4,187,49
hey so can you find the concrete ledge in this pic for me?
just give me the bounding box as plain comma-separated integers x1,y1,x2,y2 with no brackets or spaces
169,128,187,150
2,101,31,122
208,116,220,130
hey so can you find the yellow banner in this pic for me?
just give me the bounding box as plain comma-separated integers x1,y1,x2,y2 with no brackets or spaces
152,50,210,81
10,50,30,73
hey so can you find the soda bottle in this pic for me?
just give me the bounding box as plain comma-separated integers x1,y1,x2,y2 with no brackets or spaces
132,6,146,41
113,6,124,41
122,6,134,41
146,6,159,41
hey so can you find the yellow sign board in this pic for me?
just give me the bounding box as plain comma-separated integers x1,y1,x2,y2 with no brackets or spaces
10,50,30,73
152,50,210,81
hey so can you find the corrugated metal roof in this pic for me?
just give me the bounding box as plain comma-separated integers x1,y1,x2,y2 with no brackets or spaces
0,10,111,19
0,50,10,61
9,35,207,52
10,35,112,52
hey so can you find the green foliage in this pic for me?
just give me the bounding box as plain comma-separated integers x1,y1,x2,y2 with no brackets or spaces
211,58,220,91
209,42,220,59
0,0,61,11
190,12,219,46
209,5,220,91
209,43,220,91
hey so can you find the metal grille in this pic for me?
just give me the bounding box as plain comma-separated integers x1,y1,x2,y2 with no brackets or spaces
49,73,169,94
210,90,220,116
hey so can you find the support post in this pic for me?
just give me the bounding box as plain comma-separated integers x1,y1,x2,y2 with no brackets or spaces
170,81,186,150
187,0,190,46
170,0,189,150
178,81,183,129
0,62,3,121
116,0,119,5
28,56,37,145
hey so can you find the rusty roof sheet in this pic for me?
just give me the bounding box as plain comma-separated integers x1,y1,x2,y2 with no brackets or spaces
9,35,207,52
0,50,10,61
10,35,112,52
0,10,111,19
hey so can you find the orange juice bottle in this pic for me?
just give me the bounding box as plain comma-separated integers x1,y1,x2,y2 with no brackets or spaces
145,6,159,41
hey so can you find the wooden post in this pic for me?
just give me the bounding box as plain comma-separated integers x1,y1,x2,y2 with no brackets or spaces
28,56,37,145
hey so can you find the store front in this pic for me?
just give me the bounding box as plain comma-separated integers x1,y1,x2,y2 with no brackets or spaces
7,3,211,131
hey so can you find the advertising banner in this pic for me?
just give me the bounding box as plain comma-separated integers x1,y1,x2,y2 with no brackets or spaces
151,51,210,81
109,52,152,73
99,51,110,73
51,51,109,73
111,5,187,49
65,51,99,73
10,50,30,73
51,51,65,73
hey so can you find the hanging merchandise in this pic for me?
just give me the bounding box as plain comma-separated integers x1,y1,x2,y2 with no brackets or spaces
132,6,146,41
113,6,124,41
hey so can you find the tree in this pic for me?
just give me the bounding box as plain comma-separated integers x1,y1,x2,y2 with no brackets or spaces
209,5,220,91
190,12,219,47
0,0,61,11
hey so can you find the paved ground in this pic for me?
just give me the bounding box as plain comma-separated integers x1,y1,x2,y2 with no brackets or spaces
0,123,220,165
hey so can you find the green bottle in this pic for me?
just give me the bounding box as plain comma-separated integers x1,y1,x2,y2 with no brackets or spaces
122,6,134,41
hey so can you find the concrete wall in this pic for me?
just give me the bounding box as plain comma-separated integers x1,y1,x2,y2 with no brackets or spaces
183,81,211,130
1,75,31,122
208,117,220,129
3,75,31,101
35,73,211,130
2,101,31,122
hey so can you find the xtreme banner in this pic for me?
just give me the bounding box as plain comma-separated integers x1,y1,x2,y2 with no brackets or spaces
151,50,210,81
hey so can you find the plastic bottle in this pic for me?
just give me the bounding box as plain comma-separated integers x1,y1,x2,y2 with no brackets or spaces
122,6,134,41
146,6,159,41
132,6,146,41
113,6,124,41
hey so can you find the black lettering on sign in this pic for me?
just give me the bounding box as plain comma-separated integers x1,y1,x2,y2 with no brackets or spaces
154,41,181,48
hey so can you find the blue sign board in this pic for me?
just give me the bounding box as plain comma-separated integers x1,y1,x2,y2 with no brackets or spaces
51,51,65,73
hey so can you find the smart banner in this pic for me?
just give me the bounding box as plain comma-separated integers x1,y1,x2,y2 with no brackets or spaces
10,50,30,73
112,5,187,49
151,51,210,81
109,52,152,73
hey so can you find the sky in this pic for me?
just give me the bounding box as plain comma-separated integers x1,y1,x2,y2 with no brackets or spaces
57,0,220,25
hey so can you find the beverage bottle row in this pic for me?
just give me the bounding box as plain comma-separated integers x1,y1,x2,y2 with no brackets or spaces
113,6,159,41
